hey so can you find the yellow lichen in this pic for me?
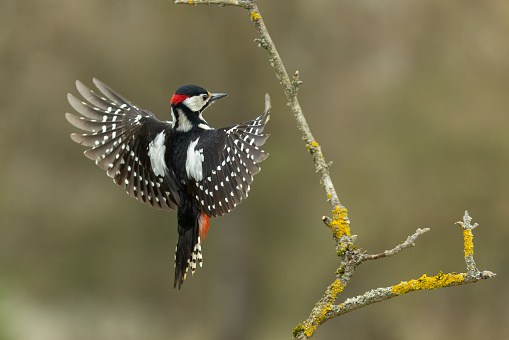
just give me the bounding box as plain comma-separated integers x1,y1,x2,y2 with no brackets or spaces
327,193,332,199
302,279,345,337
311,141,319,147
292,324,305,338
391,271,466,295
327,206,351,238
463,229,474,257
250,12,261,20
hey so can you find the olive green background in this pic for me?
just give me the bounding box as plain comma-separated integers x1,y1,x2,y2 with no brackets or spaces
1,1,507,339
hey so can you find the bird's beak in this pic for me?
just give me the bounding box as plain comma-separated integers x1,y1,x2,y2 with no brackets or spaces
210,93,228,102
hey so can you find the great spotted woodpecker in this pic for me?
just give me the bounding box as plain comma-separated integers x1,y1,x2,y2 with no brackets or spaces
65,79,270,289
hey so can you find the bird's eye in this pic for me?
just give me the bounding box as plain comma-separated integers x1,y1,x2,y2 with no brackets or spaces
202,94,208,101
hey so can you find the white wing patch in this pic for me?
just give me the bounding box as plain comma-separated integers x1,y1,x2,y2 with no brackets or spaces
148,131,168,177
186,137,204,181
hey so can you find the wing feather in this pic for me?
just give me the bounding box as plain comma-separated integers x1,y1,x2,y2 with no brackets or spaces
191,95,271,217
66,79,180,210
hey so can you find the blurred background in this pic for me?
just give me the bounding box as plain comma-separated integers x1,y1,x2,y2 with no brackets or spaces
0,0,507,339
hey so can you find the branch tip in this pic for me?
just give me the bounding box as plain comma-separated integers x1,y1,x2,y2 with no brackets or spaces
456,210,478,230
481,271,496,279
292,70,303,88
365,227,429,261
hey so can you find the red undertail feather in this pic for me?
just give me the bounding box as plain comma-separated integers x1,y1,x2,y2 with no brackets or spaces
199,214,210,244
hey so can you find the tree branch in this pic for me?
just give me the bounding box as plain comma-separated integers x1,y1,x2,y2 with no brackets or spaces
295,212,495,339
175,0,251,7
364,227,430,261
173,2,496,339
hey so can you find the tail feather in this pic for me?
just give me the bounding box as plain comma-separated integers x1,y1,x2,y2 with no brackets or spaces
174,213,209,289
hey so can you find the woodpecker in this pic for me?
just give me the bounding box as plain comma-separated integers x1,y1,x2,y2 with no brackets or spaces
65,79,270,289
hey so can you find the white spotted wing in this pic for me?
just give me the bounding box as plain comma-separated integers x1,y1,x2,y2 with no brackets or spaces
191,94,271,217
65,78,180,210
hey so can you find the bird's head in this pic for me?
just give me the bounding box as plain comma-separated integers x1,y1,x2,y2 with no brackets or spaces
170,85,227,132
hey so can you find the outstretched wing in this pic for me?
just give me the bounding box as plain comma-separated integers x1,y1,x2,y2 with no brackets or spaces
65,78,180,210
190,94,271,217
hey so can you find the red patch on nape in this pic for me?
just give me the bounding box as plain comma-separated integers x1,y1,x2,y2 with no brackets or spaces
199,214,210,244
170,94,189,105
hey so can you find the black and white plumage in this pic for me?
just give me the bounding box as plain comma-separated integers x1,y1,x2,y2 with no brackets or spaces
65,79,270,289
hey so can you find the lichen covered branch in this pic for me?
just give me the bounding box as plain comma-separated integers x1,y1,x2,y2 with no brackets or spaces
327,268,490,319
174,0,252,7
456,210,479,275
294,213,495,340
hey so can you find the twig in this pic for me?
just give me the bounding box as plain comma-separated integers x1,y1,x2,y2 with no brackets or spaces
175,0,251,7
365,227,430,261
456,210,479,275
327,267,495,320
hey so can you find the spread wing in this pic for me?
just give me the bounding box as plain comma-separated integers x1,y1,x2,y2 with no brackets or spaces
65,78,180,210
191,94,271,217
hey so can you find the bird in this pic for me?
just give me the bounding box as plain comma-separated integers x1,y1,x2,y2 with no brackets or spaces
65,78,270,289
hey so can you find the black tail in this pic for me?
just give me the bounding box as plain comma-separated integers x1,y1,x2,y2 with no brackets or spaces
174,209,203,289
